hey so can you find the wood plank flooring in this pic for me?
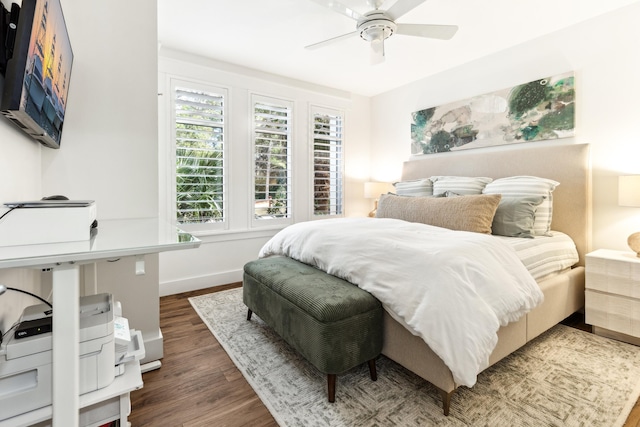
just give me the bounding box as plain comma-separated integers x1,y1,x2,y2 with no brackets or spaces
129,284,640,426
129,283,277,427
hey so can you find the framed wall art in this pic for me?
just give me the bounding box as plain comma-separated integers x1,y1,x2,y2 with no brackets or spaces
411,72,575,155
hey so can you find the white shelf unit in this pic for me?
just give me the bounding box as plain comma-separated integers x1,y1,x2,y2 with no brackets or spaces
585,248,640,345
0,218,200,427
1,360,143,427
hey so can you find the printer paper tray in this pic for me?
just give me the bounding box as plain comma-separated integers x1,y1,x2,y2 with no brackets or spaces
116,329,145,369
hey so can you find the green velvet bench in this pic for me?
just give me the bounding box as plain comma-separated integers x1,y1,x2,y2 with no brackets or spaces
243,256,383,402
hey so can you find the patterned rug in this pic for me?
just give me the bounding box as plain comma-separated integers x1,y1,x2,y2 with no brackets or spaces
190,288,640,427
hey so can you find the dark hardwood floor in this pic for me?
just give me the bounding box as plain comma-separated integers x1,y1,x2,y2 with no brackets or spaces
129,283,277,427
129,284,640,426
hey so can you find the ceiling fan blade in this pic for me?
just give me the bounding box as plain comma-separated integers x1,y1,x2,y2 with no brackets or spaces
395,23,458,40
385,0,426,21
370,39,385,65
305,31,358,50
308,0,363,21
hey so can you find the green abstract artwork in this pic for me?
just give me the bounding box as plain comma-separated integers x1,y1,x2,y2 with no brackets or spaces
411,72,575,155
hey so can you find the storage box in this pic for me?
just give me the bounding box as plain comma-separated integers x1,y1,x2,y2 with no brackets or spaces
0,200,96,247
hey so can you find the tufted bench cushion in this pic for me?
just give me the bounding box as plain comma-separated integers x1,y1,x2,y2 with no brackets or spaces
243,255,383,402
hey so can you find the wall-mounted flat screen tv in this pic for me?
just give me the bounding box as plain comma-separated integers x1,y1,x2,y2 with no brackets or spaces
1,0,73,149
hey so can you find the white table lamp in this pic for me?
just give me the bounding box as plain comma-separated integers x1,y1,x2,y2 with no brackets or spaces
619,175,640,256
364,182,392,217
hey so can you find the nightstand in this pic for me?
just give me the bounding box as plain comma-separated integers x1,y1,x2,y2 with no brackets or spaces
585,249,640,345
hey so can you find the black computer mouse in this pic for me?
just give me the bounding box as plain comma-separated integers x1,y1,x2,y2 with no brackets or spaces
42,195,69,201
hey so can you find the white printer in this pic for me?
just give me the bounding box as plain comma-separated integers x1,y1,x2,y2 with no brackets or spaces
0,293,115,421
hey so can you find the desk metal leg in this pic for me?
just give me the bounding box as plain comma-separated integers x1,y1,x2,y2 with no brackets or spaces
52,264,80,427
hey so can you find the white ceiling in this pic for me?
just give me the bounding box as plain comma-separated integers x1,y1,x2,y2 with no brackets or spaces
158,0,638,96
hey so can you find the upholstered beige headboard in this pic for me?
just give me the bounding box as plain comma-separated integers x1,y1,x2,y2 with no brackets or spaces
401,143,592,265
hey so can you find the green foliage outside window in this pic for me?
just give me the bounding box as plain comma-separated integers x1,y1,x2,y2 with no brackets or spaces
175,87,224,224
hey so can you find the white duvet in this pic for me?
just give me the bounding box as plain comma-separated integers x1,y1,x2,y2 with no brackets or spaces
259,217,543,387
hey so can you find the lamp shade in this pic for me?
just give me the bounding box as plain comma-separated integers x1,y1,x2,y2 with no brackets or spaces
364,182,392,199
619,176,640,207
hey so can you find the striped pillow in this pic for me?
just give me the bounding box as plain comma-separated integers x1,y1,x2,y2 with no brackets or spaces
431,176,493,196
393,178,433,197
482,176,559,236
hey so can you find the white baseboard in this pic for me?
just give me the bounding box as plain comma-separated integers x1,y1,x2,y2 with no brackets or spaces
140,329,163,365
159,269,243,296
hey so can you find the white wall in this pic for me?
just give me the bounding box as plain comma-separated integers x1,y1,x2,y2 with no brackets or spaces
0,0,158,334
157,50,371,295
41,0,159,219
370,2,640,253
3,0,632,320
0,134,42,334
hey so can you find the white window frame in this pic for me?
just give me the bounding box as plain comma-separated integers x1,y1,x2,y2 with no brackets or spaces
250,93,294,229
310,105,345,218
170,78,229,233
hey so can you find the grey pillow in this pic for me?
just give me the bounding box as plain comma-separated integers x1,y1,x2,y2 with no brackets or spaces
492,196,546,238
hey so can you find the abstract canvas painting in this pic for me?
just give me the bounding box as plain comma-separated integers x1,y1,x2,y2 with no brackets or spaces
411,72,575,155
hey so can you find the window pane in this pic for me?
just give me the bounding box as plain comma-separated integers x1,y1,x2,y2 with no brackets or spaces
313,110,343,216
253,99,292,220
175,87,225,224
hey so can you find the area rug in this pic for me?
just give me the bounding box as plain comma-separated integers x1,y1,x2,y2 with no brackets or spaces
190,288,640,426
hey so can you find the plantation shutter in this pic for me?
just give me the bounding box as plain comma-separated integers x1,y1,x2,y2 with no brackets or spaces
312,107,344,216
174,86,225,225
252,95,293,223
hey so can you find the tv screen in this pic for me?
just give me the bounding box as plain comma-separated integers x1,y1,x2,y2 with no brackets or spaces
0,0,73,149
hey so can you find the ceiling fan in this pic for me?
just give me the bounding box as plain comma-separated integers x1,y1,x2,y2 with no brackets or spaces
305,0,458,64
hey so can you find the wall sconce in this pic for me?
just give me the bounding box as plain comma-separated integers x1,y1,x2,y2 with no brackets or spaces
618,175,640,256
364,182,393,217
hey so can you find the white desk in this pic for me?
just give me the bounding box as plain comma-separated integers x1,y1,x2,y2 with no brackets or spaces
0,218,200,427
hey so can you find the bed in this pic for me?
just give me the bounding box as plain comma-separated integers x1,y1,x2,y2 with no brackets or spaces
260,143,591,415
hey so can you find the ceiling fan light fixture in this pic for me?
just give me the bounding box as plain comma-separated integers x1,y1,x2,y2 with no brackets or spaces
357,11,396,42
367,27,384,43
305,0,458,62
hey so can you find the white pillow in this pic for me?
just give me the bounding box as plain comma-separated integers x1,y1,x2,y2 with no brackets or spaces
431,176,493,196
393,178,433,197
483,176,559,236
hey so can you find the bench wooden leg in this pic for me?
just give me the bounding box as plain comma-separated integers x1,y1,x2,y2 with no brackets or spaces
328,359,376,403
368,359,377,381
247,309,253,321
327,374,336,403
440,389,454,416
